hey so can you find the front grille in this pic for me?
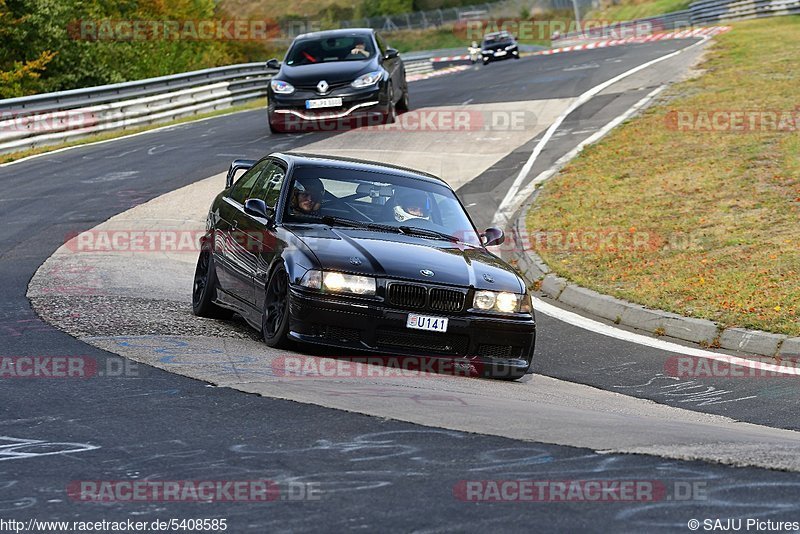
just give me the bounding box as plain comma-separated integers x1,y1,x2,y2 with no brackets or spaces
376,328,469,355
429,288,466,312
387,283,465,313
324,326,360,343
295,80,352,92
388,284,427,309
477,344,522,360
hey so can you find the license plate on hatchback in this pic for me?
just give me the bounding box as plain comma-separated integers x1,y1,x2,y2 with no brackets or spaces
305,97,343,109
406,314,448,333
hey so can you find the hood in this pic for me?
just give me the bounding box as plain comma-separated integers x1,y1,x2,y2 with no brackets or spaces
279,60,378,86
291,226,523,292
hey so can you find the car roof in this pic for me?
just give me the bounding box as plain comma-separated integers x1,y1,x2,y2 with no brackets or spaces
295,28,375,40
271,152,450,187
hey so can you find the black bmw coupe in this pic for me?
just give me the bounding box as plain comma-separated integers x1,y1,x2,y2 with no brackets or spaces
192,153,535,379
265,28,409,133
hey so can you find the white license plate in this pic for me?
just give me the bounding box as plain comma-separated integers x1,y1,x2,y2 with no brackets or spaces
305,97,343,109
406,314,448,333
495,50,507,56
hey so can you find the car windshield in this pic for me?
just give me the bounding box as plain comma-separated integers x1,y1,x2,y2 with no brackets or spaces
483,33,513,46
285,35,376,66
285,165,482,246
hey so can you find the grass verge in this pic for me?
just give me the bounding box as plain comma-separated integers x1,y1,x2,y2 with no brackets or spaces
587,0,691,22
526,16,800,337
1,98,267,165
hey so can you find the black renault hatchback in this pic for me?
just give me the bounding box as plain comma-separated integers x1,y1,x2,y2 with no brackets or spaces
192,153,536,379
266,29,409,133
480,31,520,64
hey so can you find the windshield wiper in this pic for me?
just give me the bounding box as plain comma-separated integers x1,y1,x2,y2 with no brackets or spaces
399,226,461,243
320,215,368,228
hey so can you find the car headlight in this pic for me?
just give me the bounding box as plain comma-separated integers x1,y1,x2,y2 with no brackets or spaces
270,79,295,94
299,270,322,289
473,290,532,313
505,44,516,50
351,70,383,88
300,270,376,295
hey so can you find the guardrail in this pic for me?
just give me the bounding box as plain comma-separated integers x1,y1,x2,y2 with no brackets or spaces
0,55,435,156
555,0,799,42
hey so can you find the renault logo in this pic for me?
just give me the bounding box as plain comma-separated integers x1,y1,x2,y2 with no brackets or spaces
420,269,435,277
317,80,329,93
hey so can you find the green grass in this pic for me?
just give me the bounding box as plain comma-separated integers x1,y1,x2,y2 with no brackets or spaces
587,0,692,22
0,98,267,165
526,16,800,336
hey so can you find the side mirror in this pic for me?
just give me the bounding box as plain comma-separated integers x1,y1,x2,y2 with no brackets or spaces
244,198,272,220
266,58,281,70
482,227,505,247
226,159,256,189
384,48,399,60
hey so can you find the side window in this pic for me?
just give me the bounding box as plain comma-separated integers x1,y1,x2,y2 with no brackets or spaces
251,161,287,208
229,160,269,204
374,33,387,56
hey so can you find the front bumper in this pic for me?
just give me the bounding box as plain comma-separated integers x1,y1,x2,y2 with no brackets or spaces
268,85,389,130
286,286,536,375
482,48,519,62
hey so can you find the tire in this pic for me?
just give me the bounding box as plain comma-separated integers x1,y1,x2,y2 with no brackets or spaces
262,266,292,348
384,83,397,125
192,250,233,319
268,116,284,134
396,84,410,113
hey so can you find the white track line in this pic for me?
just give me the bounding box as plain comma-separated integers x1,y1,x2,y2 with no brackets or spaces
535,298,800,376
481,34,796,370
493,36,711,227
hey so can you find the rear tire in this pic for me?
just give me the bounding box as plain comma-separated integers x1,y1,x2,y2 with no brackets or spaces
192,250,233,319
262,266,292,348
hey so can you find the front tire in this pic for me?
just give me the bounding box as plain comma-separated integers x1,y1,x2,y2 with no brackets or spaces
192,250,232,319
396,84,410,113
262,266,291,348
384,83,397,124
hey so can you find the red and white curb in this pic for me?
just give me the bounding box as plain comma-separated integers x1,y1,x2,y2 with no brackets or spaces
407,65,471,83
539,26,731,55
426,26,731,63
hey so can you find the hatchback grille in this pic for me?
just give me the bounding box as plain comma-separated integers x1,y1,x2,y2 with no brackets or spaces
387,283,465,313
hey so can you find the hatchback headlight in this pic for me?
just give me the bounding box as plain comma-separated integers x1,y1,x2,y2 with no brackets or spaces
270,79,295,94
505,44,516,50
473,290,532,313
351,70,383,88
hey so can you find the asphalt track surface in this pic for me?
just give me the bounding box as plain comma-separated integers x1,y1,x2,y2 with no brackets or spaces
2,39,799,531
